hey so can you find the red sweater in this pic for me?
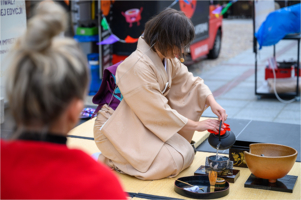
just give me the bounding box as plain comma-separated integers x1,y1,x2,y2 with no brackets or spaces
1,139,127,199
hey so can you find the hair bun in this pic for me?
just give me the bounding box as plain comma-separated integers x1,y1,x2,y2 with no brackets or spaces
21,1,67,52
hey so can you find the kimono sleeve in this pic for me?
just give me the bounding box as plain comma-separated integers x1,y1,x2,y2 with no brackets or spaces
167,59,212,120
117,61,188,143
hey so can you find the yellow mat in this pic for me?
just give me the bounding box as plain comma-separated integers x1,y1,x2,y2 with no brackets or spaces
67,118,301,199
67,137,98,155
117,152,301,200
68,117,96,137
66,116,213,196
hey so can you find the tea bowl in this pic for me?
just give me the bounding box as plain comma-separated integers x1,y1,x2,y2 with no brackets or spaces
244,143,297,183
208,156,229,171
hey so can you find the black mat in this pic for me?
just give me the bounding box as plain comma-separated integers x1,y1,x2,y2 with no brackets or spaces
127,192,183,200
197,119,301,162
244,174,298,193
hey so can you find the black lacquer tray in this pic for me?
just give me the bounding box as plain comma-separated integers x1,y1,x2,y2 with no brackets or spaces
174,175,230,199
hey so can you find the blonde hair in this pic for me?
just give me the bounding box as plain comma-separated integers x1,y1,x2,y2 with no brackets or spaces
6,2,89,130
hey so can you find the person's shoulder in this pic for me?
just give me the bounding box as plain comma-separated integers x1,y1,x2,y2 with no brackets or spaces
118,50,153,71
170,57,182,68
1,139,68,153
46,148,127,198
64,150,127,198
1,140,127,199
169,57,185,77
1,139,9,148
116,51,156,83
62,148,117,178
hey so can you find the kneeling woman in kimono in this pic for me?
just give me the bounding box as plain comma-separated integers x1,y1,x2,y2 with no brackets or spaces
94,8,227,180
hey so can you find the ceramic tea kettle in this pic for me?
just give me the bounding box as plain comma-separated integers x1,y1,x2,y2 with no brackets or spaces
208,121,236,150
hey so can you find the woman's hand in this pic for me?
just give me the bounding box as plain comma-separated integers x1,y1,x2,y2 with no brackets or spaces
210,101,227,123
181,119,226,133
180,117,226,142
195,119,225,132
206,95,227,123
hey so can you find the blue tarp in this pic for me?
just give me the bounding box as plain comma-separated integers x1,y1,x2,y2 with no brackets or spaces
255,4,300,49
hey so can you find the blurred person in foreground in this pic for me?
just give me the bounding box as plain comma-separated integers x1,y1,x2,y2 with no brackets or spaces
0,2,127,199
94,8,227,180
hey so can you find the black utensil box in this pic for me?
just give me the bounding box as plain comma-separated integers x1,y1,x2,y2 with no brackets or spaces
229,140,258,168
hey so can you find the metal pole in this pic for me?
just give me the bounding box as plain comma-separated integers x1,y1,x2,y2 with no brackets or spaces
252,1,256,54
296,39,300,97
98,0,102,79
253,1,258,96
255,46,258,95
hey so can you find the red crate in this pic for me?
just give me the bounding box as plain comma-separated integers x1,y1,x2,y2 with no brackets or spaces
265,67,301,80
296,68,301,76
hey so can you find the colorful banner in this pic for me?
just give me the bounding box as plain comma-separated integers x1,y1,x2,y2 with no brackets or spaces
221,2,232,15
211,0,238,16
97,34,119,45
124,36,139,43
97,34,139,45
101,18,109,31
99,0,189,45
212,6,222,14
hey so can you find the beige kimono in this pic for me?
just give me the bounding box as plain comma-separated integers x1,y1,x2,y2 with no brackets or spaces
94,37,212,180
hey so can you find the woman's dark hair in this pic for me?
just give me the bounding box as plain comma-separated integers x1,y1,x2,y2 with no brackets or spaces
144,8,195,58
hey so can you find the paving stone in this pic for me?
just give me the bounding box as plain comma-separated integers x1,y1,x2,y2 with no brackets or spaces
202,107,241,119
202,80,228,92
245,75,255,82
234,107,281,122
218,66,251,74
219,88,253,99
224,107,241,118
221,90,258,100
235,56,255,64
275,110,301,120
223,85,255,96
215,99,251,108
194,65,224,77
237,81,255,87
245,100,286,110
273,118,300,125
204,71,244,81
283,102,301,111
232,115,274,122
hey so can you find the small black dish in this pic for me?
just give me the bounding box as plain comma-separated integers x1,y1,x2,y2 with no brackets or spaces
174,175,229,199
